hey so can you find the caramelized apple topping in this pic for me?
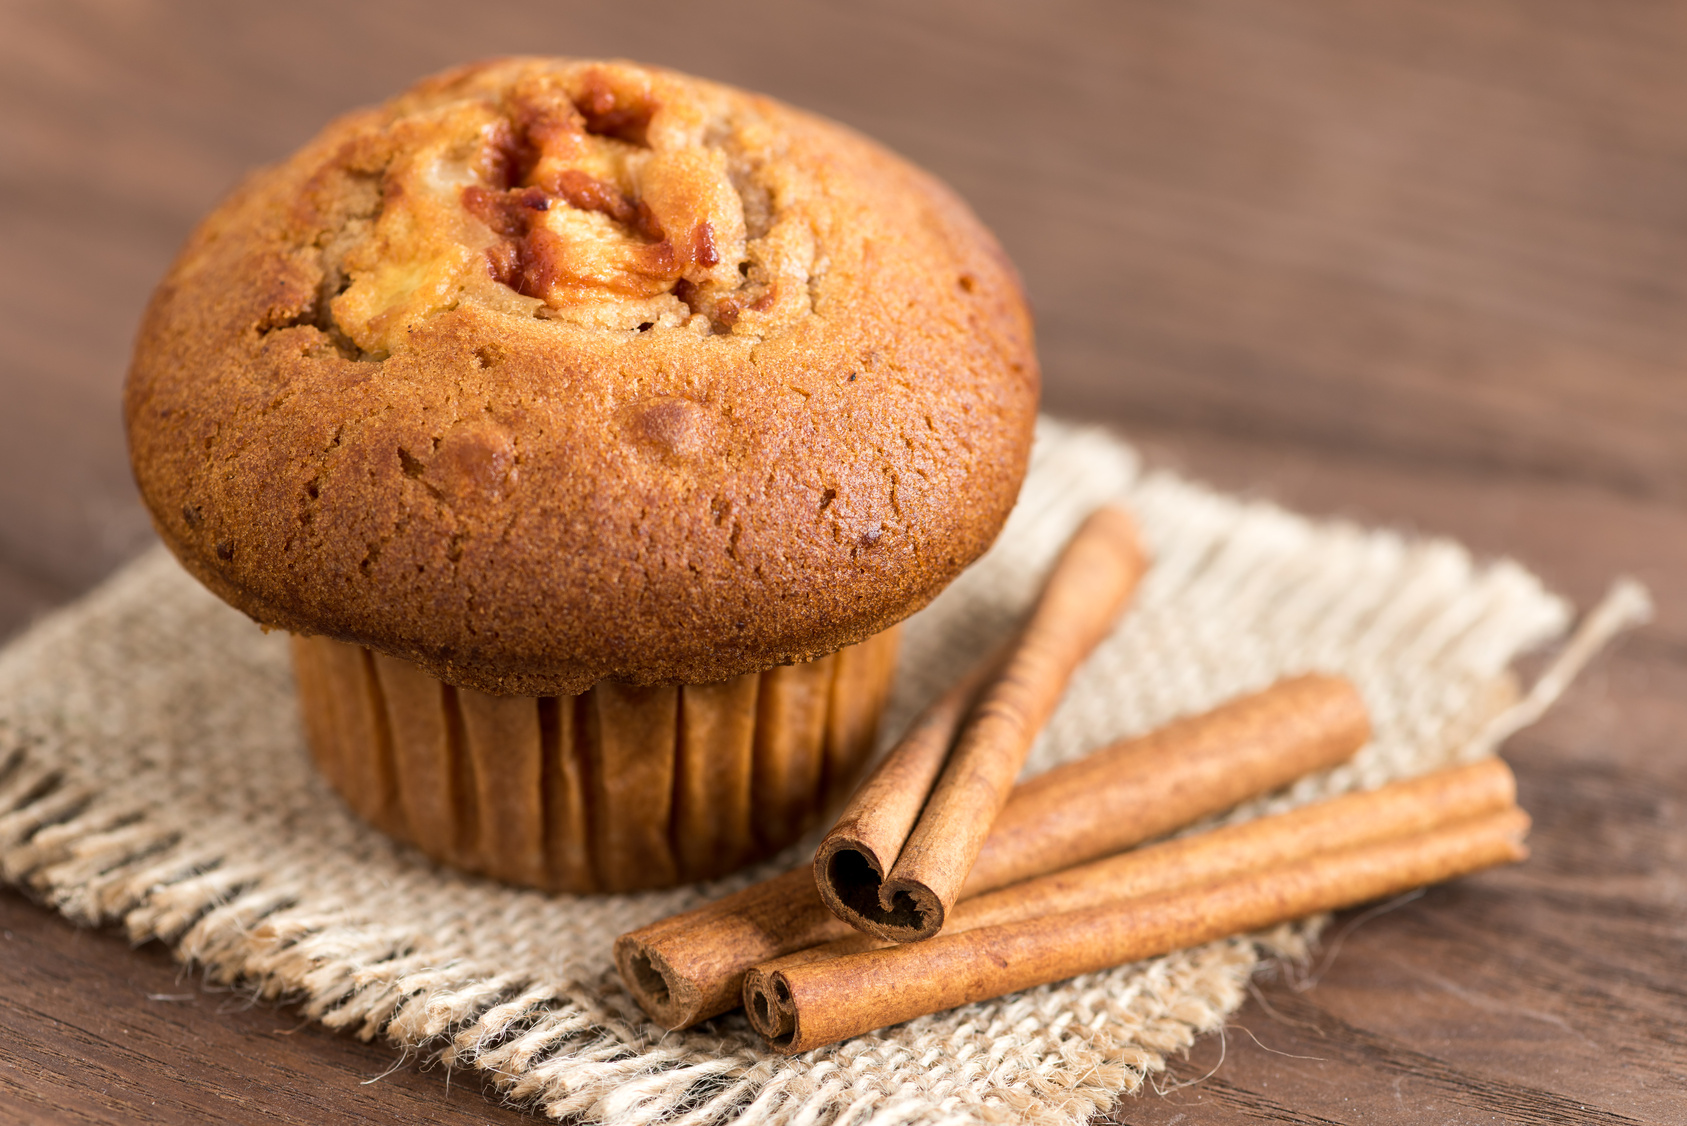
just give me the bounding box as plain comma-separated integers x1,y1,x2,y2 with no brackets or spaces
326,61,810,355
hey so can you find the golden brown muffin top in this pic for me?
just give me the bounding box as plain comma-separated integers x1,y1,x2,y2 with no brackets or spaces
126,58,1038,696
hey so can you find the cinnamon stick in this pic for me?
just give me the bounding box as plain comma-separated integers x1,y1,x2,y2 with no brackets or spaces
614,866,852,1030
745,757,1516,1019
810,644,1007,936
616,671,1367,1027
749,805,1530,1053
817,505,1149,942
963,671,1371,894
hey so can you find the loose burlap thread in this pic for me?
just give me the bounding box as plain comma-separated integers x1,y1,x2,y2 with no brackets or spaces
0,420,1636,1126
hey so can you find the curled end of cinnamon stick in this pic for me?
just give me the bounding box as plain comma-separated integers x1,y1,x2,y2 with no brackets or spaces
814,838,947,942
744,966,800,1051
613,933,704,1030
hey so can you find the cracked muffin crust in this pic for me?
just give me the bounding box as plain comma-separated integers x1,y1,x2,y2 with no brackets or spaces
125,58,1038,696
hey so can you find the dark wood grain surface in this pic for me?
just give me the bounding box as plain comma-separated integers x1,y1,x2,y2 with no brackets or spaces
2,2,1682,1122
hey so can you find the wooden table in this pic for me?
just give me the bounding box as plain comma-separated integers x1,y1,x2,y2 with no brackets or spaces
3,3,1682,1122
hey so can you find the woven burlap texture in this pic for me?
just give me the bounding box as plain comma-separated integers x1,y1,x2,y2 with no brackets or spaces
0,420,1577,1126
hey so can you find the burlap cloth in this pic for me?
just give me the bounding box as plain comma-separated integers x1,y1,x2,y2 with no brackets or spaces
0,420,1639,1125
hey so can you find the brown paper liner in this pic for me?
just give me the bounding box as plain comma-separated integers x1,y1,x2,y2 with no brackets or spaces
289,628,901,893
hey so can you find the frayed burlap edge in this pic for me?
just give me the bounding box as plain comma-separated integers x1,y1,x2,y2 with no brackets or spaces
0,419,1648,1126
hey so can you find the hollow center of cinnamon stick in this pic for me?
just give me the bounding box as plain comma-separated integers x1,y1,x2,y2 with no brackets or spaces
625,949,672,1006
770,976,797,1049
826,848,931,933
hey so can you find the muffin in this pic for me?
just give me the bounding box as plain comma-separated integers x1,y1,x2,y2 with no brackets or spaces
124,58,1038,892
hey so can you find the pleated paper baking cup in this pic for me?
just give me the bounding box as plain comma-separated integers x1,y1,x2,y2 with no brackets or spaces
289,628,900,893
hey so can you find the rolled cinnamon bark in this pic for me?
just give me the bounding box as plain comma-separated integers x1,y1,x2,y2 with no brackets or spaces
963,672,1371,894
616,671,1368,1027
812,646,1007,936
614,866,854,1030
745,758,1516,1025
750,806,1530,1053
819,505,1149,943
